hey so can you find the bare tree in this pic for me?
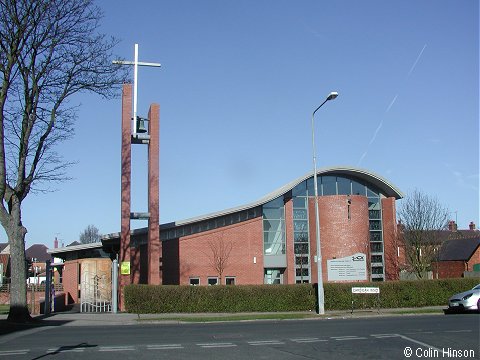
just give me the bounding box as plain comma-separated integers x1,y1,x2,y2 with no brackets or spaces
204,234,233,284
0,0,127,322
397,189,449,279
79,224,100,244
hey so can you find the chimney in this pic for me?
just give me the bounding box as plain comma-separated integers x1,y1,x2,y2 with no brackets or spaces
469,221,476,231
54,237,58,249
448,220,457,232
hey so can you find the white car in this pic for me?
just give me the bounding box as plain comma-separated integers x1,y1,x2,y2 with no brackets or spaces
447,284,480,312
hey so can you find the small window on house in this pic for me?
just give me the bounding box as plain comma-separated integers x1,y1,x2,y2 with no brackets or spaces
207,277,219,286
225,277,236,285
189,277,200,286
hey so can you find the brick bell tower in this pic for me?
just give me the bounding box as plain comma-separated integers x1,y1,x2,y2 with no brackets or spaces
116,44,161,310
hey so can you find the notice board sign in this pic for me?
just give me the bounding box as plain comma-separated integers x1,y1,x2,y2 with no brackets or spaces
120,261,130,275
327,253,367,281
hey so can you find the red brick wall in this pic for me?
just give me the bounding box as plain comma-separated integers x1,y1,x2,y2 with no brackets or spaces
467,245,480,271
436,261,466,278
148,103,161,285
178,217,264,285
284,199,294,284
310,195,370,283
63,260,79,304
382,197,400,280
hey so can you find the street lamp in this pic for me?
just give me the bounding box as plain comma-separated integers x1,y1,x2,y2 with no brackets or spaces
311,91,338,315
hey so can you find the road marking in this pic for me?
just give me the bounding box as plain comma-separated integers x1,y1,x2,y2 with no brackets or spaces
0,350,29,356
47,347,85,353
405,331,433,334
99,346,136,352
371,334,400,339
248,340,285,346
197,342,237,348
291,338,327,343
331,336,368,341
397,334,441,352
444,330,472,333
147,344,183,350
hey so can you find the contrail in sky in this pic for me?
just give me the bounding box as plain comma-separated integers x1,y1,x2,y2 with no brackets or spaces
408,44,427,76
357,44,427,166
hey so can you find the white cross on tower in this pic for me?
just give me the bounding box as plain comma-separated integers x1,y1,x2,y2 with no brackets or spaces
113,44,161,134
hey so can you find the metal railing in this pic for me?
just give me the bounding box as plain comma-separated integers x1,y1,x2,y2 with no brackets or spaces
0,283,64,292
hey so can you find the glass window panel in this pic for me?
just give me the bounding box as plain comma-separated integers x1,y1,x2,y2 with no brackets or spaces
369,210,381,219
367,186,379,197
264,269,283,284
369,220,382,230
262,207,284,219
263,231,285,243
306,177,314,195
292,197,307,209
296,268,309,277
294,232,309,242
294,243,309,254
370,242,383,252
293,209,307,220
292,181,307,197
370,232,382,242
293,220,308,232
295,256,309,265
225,277,235,285
372,267,383,274
371,255,383,263
189,278,200,286
264,197,284,209
352,180,366,196
337,177,351,195
207,277,218,285
175,227,184,237
263,219,284,231
321,176,336,195
368,199,380,210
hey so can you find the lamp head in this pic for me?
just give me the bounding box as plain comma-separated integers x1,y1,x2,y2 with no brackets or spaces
327,92,338,101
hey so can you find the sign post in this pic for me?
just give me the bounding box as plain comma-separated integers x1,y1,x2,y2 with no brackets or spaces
351,287,381,314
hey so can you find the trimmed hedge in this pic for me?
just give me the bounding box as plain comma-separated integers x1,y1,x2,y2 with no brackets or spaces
125,284,316,313
124,278,479,314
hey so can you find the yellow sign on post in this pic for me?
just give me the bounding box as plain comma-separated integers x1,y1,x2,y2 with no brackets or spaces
120,261,130,275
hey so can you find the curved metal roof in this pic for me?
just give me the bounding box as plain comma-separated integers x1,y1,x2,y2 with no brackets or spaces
176,166,403,226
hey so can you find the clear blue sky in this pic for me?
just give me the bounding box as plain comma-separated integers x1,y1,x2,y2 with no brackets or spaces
15,0,479,248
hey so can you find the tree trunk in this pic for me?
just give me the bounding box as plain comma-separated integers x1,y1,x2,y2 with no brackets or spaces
4,199,31,323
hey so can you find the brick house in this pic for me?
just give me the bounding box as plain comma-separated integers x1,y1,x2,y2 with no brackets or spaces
433,237,480,278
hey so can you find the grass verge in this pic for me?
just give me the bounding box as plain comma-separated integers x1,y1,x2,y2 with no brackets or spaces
0,305,9,315
136,312,317,323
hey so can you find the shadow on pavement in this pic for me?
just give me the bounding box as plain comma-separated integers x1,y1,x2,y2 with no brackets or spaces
0,316,73,336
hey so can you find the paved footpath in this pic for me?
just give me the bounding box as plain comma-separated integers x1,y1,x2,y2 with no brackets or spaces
0,306,446,328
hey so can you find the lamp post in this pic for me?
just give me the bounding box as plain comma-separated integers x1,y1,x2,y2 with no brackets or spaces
311,91,338,315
